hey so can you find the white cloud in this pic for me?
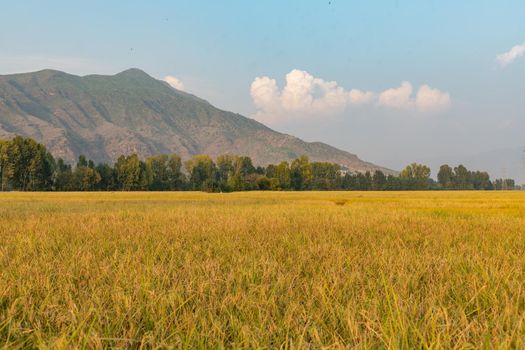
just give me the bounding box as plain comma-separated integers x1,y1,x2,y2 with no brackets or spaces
378,81,450,111
250,69,374,124
251,76,279,110
164,75,185,91
496,42,525,67
349,89,375,104
415,84,451,111
251,69,450,124
378,81,413,109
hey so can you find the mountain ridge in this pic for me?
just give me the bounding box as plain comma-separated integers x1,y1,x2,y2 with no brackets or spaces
0,68,395,174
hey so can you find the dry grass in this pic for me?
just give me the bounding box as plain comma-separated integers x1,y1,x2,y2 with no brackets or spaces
1,191,525,348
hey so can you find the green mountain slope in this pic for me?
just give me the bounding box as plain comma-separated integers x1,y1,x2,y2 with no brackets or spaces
0,68,393,173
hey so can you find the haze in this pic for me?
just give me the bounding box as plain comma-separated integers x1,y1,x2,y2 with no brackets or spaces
1,1,523,180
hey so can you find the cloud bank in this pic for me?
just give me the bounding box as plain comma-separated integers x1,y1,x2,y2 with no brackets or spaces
251,70,373,124
378,81,451,111
251,69,450,124
496,42,525,67
164,75,185,91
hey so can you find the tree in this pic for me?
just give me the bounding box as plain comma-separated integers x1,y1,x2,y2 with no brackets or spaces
0,135,507,193
311,162,341,190
437,164,454,189
256,176,271,190
386,174,402,190
95,163,116,191
54,158,73,191
354,172,369,190
7,136,33,190
31,143,55,190
145,154,170,190
115,154,147,191
216,155,234,191
73,166,101,191
265,164,277,179
145,154,184,191
72,155,101,191
229,156,256,191
77,155,88,168
341,173,352,190
4,136,55,190
399,163,431,190
275,161,291,190
494,178,515,190
167,154,184,190
0,139,8,191
471,171,491,190
290,156,312,190
235,156,255,177
453,165,471,190
185,155,217,191
372,170,387,190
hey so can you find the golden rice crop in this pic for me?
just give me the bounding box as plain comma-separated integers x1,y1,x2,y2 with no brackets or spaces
1,191,525,348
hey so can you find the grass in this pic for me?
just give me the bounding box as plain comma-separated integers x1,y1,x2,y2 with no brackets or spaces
1,191,525,348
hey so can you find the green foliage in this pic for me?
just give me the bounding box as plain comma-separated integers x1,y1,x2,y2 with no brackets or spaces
145,154,170,190
72,155,101,191
400,163,432,190
216,155,235,191
453,165,471,189
311,162,341,190
372,170,387,190
1,136,55,190
438,164,493,190
274,161,291,190
494,178,515,190
53,158,73,191
115,154,148,191
0,136,514,192
144,154,186,191
95,163,116,191
438,164,454,188
167,154,184,190
74,166,101,191
0,139,9,191
185,155,218,192
291,155,313,190
232,156,256,190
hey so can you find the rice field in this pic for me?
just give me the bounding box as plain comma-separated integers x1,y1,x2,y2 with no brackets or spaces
1,191,525,348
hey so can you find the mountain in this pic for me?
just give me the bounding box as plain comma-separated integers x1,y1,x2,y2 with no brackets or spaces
0,68,393,173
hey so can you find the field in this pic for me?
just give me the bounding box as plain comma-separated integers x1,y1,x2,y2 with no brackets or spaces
1,191,525,348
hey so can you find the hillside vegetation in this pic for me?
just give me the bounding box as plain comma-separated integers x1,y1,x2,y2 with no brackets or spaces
0,69,389,173
1,191,525,348
2,136,514,192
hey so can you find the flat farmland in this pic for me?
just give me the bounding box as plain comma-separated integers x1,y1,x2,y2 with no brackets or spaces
1,191,525,348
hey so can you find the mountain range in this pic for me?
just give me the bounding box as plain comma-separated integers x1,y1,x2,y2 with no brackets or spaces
0,68,393,173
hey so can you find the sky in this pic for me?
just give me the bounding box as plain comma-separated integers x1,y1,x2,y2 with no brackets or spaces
1,0,524,176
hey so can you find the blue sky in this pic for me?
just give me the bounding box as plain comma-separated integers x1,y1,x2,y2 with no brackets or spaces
1,1,524,175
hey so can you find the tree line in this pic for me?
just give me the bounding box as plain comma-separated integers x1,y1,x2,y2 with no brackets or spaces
0,136,518,192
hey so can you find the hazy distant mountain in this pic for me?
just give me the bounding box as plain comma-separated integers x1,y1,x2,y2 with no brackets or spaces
0,68,393,173
421,147,525,185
